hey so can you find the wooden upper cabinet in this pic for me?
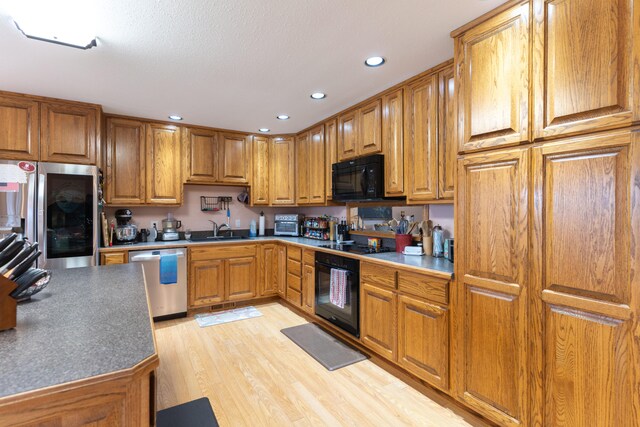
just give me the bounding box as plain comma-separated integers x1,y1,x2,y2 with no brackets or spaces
532,0,637,139
269,137,295,205
530,128,639,426
454,1,531,152
218,132,250,184
146,123,181,204
0,94,39,161
40,102,99,165
338,109,358,161
105,118,146,205
324,119,337,200
359,98,382,155
251,135,269,206
383,88,404,196
182,127,217,184
455,147,530,426
404,74,438,203
295,132,310,205
308,125,325,204
438,65,456,199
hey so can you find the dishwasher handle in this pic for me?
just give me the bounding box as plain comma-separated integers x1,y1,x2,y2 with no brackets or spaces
129,251,186,263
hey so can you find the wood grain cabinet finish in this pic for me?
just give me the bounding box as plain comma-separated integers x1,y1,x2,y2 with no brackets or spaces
530,128,640,426
0,94,39,161
308,125,325,204
182,127,218,184
397,294,449,391
105,118,146,205
146,123,182,205
404,74,439,202
269,137,296,205
337,108,358,161
301,250,315,314
454,147,530,426
454,1,531,153
218,132,251,184
286,246,303,306
360,282,397,361
532,0,639,139
252,135,269,205
226,256,257,301
438,65,456,199
40,102,99,165
324,119,337,200
337,100,383,161
276,244,287,297
100,252,128,265
382,88,405,196
189,259,225,307
259,243,279,297
295,132,310,205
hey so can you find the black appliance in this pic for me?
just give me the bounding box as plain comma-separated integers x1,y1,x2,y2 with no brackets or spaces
318,243,391,255
332,154,398,201
315,251,360,337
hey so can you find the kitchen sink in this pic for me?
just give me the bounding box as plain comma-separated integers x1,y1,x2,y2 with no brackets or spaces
188,235,247,242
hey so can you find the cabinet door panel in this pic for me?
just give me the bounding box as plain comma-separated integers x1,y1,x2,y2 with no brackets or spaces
383,88,404,196
259,244,278,296
189,259,225,307
455,147,529,426
295,132,310,204
405,74,438,202
226,256,257,301
100,252,127,265
338,109,358,161
0,94,39,161
183,127,217,183
308,125,325,204
531,130,639,426
359,99,382,155
361,283,396,361
438,65,456,199
252,135,269,205
218,133,250,184
276,245,287,297
456,3,530,152
106,118,146,204
325,119,337,200
269,137,295,205
398,294,449,391
533,0,636,139
146,124,181,204
302,263,314,314
40,102,98,165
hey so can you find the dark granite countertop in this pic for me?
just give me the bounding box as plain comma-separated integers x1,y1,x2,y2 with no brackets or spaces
0,264,156,399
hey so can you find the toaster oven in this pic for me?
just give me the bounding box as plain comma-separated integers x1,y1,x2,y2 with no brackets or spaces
274,214,303,236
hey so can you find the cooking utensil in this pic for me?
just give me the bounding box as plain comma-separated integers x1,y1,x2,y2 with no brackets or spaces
9,249,41,281
0,233,18,252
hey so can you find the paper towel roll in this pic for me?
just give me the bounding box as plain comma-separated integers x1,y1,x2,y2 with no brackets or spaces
259,215,265,236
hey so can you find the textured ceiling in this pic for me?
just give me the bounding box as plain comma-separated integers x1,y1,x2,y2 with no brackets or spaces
0,0,503,134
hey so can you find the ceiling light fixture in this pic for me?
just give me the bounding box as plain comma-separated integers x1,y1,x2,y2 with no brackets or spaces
168,115,183,121
365,56,386,67
258,128,270,133
276,115,290,120
310,92,326,100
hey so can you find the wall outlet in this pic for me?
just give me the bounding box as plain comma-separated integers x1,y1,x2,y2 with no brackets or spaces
235,219,241,228
150,221,158,229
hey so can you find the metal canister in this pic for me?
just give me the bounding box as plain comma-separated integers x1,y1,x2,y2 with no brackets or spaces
432,225,444,257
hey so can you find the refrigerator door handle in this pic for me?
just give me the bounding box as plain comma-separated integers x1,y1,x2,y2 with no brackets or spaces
25,170,36,244
37,171,45,268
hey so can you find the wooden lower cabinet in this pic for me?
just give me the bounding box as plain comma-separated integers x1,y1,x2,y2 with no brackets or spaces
397,294,449,391
188,244,257,308
286,246,302,306
100,251,127,265
259,243,279,297
276,245,287,297
360,282,397,361
301,249,315,314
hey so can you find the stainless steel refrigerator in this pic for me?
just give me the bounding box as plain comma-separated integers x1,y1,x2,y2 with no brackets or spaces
0,160,99,269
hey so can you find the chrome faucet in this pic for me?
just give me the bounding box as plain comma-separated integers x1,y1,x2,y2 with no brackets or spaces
209,220,231,237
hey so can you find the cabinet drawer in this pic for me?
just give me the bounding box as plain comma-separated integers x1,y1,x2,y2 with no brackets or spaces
397,271,449,305
303,249,314,265
100,251,127,265
287,246,302,261
190,244,256,261
361,262,397,289
286,287,301,306
287,258,302,276
287,272,302,292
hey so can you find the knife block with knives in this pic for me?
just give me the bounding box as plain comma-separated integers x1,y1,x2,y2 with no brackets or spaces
0,275,17,331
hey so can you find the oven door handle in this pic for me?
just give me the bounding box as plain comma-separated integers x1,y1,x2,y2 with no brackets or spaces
315,261,353,276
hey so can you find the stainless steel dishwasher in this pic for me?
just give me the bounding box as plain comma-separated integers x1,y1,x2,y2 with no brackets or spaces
129,247,187,321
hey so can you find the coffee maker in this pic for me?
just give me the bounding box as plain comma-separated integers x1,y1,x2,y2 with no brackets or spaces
114,209,138,245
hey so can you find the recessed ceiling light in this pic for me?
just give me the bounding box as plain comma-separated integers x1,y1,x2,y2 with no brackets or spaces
168,115,183,121
258,128,270,133
365,56,385,67
310,92,326,100
276,115,290,120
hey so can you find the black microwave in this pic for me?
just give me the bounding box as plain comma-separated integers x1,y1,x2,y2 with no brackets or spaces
332,154,386,201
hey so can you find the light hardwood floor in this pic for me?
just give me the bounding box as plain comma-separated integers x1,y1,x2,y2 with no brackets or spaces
155,302,475,426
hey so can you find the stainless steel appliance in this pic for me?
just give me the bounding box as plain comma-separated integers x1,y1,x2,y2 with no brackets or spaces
114,209,137,244
332,154,400,202
161,213,181,241
0,161,99,269
129,247,187,320
315,251,360,337
274,214,303,236
317,242,391,255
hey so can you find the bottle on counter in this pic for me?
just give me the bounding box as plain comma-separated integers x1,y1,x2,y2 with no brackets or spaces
432,225,444,257
249,219,257,237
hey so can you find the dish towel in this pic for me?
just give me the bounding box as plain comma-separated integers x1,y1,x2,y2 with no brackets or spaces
330,268,348,309
159,253,178,285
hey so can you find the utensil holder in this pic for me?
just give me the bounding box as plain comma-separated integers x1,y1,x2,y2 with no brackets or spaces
395,234,413,253
423,236,433,256
0,275,17,331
